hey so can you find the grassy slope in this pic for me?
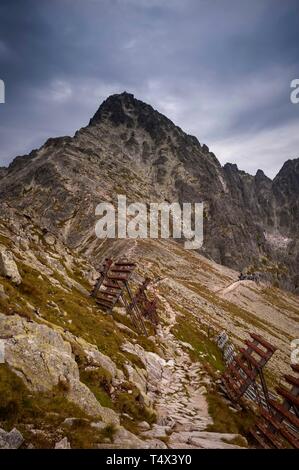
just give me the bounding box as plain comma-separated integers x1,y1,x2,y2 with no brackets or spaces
0,219,298,446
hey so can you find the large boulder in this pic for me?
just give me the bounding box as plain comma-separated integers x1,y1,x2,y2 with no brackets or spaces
124,363,151,407
64,332,123,382
121,342,166,386
0,313,119,425
0,246,21,284
54,437,71,449
0,428,24,449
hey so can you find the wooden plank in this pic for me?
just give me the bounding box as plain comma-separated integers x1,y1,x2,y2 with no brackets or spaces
234,356,256,380
245,340,272,360
110,267,135,273
97,294,118,303
102,280,122,289
96,299,114,308
279,426,299,449
228,363,247,384
260,409,283,431
222,375,240,398
256,416,298,449
240,347,260,369
250,333,277,353
101,287,122,295
284,374,299,388
269,399,299,428
250,428,271,449
114,261,136,266
255,421,282,448
277,386,299,407
107,274,131,281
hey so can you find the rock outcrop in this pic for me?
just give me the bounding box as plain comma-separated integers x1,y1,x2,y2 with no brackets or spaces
0,313,119,425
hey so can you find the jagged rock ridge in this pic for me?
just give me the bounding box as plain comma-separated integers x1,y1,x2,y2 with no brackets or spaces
0,92,298,292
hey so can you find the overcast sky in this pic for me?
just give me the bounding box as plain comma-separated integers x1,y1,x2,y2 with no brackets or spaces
0,0,298,178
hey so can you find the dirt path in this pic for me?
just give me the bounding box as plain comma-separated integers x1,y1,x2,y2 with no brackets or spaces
217,279,256,296
143,293,242,448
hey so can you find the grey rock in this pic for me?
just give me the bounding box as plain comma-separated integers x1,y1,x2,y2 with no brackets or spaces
90,421,107,430
112,427,145,447
0,428,24,449
141,424,170,439
137,421,151,431
63,417,89,427
54,437,71,449
144,439,168,449
0,246,21,284
0,284,8,300
0,313,119,425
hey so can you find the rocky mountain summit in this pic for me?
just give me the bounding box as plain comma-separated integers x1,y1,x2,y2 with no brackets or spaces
0,92,298,449
0,92,298,292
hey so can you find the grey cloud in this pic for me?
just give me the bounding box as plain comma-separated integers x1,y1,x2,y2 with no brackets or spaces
0,0,298,176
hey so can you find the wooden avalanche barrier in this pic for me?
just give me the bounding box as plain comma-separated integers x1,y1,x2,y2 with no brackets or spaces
250,363,299,449
221,332,276,405
91,257,159,335
219,331,298,448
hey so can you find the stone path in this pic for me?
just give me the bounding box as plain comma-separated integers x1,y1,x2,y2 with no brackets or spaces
141,293,243,449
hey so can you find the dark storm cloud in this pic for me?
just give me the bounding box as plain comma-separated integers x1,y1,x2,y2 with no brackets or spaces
0,0,298,177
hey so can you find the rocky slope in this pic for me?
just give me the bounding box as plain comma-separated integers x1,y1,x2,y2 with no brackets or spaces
0,204,298,448
0,92,298,292
0,92,298,448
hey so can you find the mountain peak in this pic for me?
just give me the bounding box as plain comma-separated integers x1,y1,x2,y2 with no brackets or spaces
276,157,299,175
88,92,183,144
273,157,299,196
255,168,271,182
103,91,136,107
89,91,136,126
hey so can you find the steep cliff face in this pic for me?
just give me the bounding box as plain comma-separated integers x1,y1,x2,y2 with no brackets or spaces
0,92,298,291
222,159,299,291
273,159,299,234
270,159,299,291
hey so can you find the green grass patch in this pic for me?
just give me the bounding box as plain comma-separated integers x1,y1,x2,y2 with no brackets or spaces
0,364,118,448
171,314,225,372
114,382,156,424
80,367,113,409
206,391,255,445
